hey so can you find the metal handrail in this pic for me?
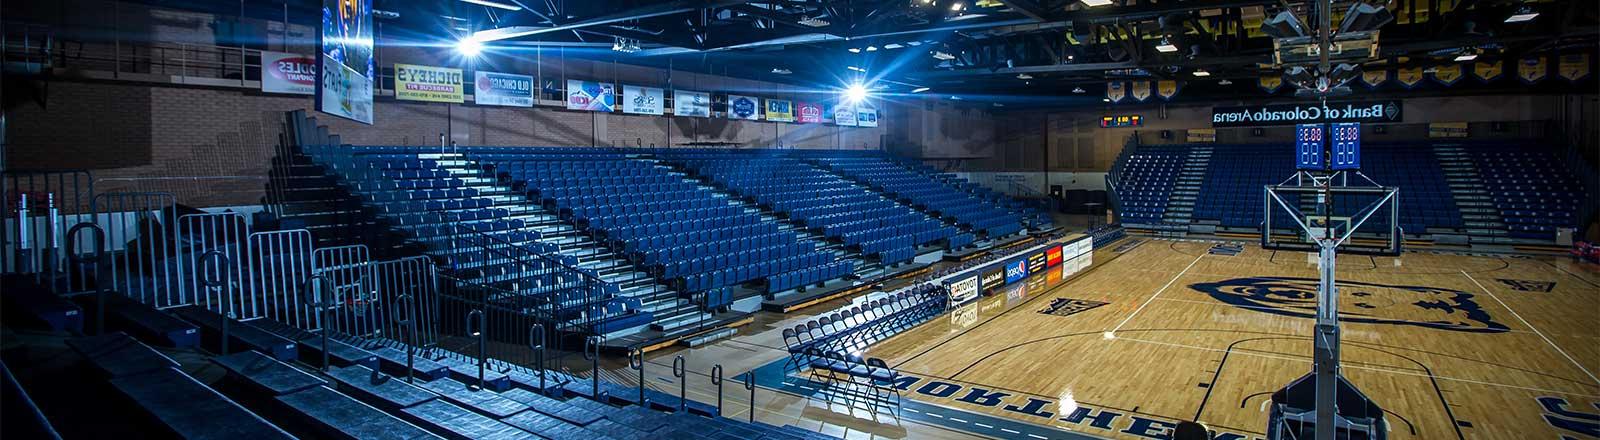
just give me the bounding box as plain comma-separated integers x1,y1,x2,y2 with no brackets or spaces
466,309,486,390
199,250,233,355
393,293,418,383
64,222,106,333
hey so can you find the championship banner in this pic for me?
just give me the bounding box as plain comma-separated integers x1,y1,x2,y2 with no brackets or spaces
1430,64,1464,86
1396,67,1424,88
1258,76,1283,94
1156,80,1180,100
1106,82,1126,103
1360,69,1388,89
566,80,615,111
1518,57,1547,84
673,90,710,117
473,71,533,107
1559,54,1591,81
1472,61,1503,83
317,0,373,124
797,102,824,123
856,107,880,127
1130,81,1152,102
622,85,664,115
764,99,795,122
261,51,315,95
1212,100,1401,127
394,64,463,103
726,95,760,120
833,104,858,126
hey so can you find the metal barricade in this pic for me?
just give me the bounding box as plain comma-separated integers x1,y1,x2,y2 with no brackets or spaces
2,170,93,282
372,256,439,348
94,192,180,308
313,244,375,337
176,212,249,312
246,229,315,326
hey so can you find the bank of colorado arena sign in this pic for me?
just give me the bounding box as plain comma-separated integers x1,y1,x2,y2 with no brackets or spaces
1211,100,1400,127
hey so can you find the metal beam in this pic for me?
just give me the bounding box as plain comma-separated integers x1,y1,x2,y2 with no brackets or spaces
996,0,1052,21
474,0,754,42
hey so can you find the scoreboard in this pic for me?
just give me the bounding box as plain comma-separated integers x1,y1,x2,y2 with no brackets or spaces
1295,122,1362,171
1330,122,1361,170
1295,123,1325,170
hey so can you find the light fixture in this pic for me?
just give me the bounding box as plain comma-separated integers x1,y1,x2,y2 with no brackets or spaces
1102,98,1111,102
1017,73,1033,80
883,43,904,49
865,46,878,51
932,51,956,60
949,95,963,100
1454,53,1478,62
798,16,831,27
1192,69,1211,77
1072,87,1085,93
1218,79,1234,85
848,47,861,53
911,87,931,93
1155,38,1178,53
846,65,867,72
845,83,869,102
1505,6,1538,23
951,2,965,11
611,37,641,53
992,103,1004,107
456,36,484,57
459,0,522,11
1080,0,1113,7
771,68,792,74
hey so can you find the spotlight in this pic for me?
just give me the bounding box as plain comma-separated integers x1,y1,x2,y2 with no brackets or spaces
1261,10,1308,38
1338,2,1394,33
848,48,862,53
911,87,931,93
1218,79,1233,85
771,68,793,74
1192,69,1211,77
845,83,869,102
1155,38,1178,53
951,2,964,11
1505,6,1538,23
866,46,878,51
1017,73,1033,80
456,37,484,57
1454,53,1478,62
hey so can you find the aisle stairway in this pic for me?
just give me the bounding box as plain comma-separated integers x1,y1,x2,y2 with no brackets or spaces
1162,145,1211,224
1434,145,1507,241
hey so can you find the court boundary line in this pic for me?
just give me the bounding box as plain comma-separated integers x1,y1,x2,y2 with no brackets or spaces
1109,252,1204,335
1460,270,1600,386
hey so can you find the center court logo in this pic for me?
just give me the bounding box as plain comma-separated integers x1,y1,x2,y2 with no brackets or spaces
1190,277,1510,333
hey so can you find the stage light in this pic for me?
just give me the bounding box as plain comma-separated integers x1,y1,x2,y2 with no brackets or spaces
456,37,484,57
845,83,869,102
911,87,931,93
1155,38,1178,53
459,0,521,11
1505,6,1538,23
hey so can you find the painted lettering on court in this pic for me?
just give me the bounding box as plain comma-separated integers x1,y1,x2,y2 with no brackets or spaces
1538,396,1600,438
1038,298,1109,317
1497,278,1556,292
1191,277,1511,333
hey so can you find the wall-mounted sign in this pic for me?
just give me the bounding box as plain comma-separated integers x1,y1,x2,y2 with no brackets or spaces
623,85,664,115
1100,115,1142,128
317,0,373,124
727,95,760,120
1429,122,1469,138
857,108,879,127
797,102,824,123
1212,100,1401,127
765,99,795,122
834,105,858,126
262,51,315,95
674,90,710,117
566,80,615,111
394,64,463,103
474,71,533,107
1187,128,1217,143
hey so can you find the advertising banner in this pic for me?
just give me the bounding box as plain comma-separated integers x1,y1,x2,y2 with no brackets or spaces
981,267,1005,291
833,105,858,126
262,51,315,95
473,71,534,107
1559,54,1591,81
395,64,463,103
948,276,980,306
317,0,374,124
1027,252,1048,275
674,90,710,117
1106,81,1126,102
1212,100,1401,127
1004,259,1027,284
1130,81,1152,102
857,108,879,127
319,58,373,124
1045,245,1063,267
797,102,824,123
566,80,615,111
727,95,760,120
765,99,795,122
1156,80,1180,100
623,85,665,115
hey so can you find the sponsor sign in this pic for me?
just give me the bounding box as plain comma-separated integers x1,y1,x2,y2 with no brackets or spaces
673,90,710,117
947,275,980,306
765,99,795,122
1045,245,1063,267
857,108,879,127
1004,259,1027,284
474,71,533,107
261,51,315,95
1211,100,1401,127
317,0,374,124
623,85,664,115
833,105,858,126
980,268,1005,291
797,102,824,123
394,64,463,103
1187,128,1217,143
1027,252,1048,275
566,80,615,111
1429,122,1469,138
727,95,760,120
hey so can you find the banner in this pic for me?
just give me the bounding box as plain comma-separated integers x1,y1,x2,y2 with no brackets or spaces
1045,245,1063,267
981,267,1005,291
764,99,795,122
261,51,315,95
673,90,710,117
1027,251,1048,275
1156,80,1180,100
1429,122,1469,138
473,71,533,107
856,107,879,127
317,0,373,124
1518,57,1547,84
393,63,462,103
797,102,824,123
1106,82,1126,103
726,95,760,120
1396,67,1424,88
1360,70,1388,89
1559,54,1591,81
1130,81,1152,102
1258,76,1283,94
1186,128,1217,143
622,85,664,115
833,104,858,126
948,275,980,305
1004,259,1027,284
1212,100,1401,127
1472,61,1503,82
1430,64,1464,86
566,80,615,111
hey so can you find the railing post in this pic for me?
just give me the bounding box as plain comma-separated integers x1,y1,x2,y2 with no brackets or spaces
628,349,645,404
200,250,232,355
744,371,757,423
302,274,334,371
66,222,107,334
711,364,724,417
673,355,687,413
583,336,601,398
530,323,546,392
394,293,416,383
466,309,485,391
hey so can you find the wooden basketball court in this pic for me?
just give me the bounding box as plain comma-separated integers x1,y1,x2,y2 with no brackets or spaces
862,238,1600,439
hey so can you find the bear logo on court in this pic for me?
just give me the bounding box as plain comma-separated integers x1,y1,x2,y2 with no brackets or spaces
1191,277,1510,333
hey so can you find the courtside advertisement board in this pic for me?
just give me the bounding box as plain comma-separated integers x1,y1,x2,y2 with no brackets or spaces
981,268,1005,291
674,90,710,117
948,275,980,306
1005,259,1027,284
1027,252,1048,275
1046,245,1063,267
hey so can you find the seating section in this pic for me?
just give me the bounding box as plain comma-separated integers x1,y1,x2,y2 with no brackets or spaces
779,283,948,410
1471,148,1586,239
670,154,960,266
1113,146,1185,225
467,148,853,295
1335,144,1463,233
1193,144,1297,229
813,156,1024,238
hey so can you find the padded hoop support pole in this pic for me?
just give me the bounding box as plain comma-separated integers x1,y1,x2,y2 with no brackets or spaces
628,349,645,404
65,222,106,334
302,274,335,371
466,309,485,390
199,250,232,355
743,371,757,423
583,336,601,398
711,364,724,417
393,293,416,383
530,324,546,392
672,355,687,413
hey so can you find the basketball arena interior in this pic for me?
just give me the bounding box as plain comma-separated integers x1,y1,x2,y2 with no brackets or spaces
0,0,1597,439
